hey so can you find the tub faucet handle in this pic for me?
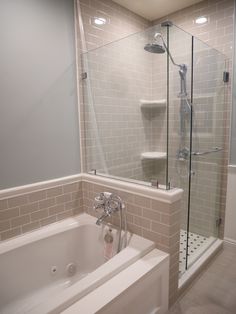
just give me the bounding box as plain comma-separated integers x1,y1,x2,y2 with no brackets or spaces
94,192,113,212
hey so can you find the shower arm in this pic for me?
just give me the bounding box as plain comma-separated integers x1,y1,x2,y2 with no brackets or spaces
155,34,188,97
154,33,184,69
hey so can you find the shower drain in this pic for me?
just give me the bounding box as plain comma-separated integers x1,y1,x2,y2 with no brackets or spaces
66,263,77,276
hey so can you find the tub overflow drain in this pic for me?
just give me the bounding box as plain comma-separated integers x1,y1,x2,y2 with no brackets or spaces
66,263,76,276
51,266,57,276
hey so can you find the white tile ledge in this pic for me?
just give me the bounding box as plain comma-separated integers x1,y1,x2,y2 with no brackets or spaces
0,173,183,204
82,174,183,204
0,174,82,199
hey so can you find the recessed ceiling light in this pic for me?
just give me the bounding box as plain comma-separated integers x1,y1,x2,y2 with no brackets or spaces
93,17,107,25
195,16,208,24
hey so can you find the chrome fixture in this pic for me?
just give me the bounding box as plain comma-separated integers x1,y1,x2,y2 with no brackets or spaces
177,146,223,161
177,147,190,161
144,32,191,155
192,147,223,156
94,192,127,253
144,32,189,100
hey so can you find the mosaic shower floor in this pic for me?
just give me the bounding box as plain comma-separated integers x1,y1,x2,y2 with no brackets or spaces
179,229,216,276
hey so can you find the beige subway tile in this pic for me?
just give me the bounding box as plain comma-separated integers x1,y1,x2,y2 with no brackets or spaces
143,208,161,222
162,210,181,226
151,222,169,236
171,200,181,213
22,222,40,233
39,198,55,210
73,207,83,216
126,213,133,223
46,186,63,198
82,182,91,192
161,213,171,225
118,191,134,204
0,220,10,232
63,183,79,193
170,222,180,234
28,190,47,203
31,209,48,222
133,215,151,229
71,191,83,200
169,232,180,247
134,195,151,208
65,200,80,210
151,199,170,213
0,207,19,221
56,194,71,204
127,223,142,236
57,210,73,221
40,216,57,227
20,202,39,215
1,227,21,241
142,229,161,244
0,199,8,211
126,203,142,216
49,204,65,216
11,215,30,228
155,242,169,253
8,195,28,208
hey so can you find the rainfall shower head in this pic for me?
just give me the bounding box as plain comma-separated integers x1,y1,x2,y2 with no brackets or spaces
144,32,181,69
144,32,188,97
144,33,165,54
144,43,165,54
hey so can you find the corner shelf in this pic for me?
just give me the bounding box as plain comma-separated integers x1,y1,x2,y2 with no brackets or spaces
140,99,166,109
141,152,167,160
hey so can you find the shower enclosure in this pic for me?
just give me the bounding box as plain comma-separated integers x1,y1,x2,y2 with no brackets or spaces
81,23,228,276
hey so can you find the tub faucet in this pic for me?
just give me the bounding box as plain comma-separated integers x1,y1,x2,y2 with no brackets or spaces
93,192,127,252
94,192,121,225
95,212,110,226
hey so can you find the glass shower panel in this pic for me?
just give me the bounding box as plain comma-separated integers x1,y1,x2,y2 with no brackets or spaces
167,25,193,275
186,38,227,269
82,25,168,187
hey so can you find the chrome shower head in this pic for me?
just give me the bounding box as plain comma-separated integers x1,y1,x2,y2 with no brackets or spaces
144,43,165,54
144,33,165,54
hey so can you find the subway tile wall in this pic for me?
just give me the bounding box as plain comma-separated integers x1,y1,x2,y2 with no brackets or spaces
78,0,233,238
0,182,83,241
0,176,182,304
78,0,163,183
82,180,181,304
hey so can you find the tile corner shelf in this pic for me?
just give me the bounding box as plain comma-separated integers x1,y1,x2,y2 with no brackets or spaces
140,99,166,109
141,152,167,160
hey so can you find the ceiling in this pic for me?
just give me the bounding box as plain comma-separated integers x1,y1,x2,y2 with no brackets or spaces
112,0,203,21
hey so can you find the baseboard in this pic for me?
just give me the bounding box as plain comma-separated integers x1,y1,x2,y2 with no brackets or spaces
224,237,236,246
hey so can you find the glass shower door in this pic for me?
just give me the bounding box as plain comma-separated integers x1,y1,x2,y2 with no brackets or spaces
186,37,227,269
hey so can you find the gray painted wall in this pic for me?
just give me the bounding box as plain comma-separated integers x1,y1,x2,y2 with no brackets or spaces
0,0,80,189
230,4,236,164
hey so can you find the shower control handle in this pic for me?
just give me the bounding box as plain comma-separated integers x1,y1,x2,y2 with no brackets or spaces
192,147,223,156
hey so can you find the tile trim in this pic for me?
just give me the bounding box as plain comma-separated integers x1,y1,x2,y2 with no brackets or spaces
82,174,183,204
0,174,82,200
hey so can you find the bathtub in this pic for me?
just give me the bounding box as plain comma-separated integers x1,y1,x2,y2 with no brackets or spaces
0,213,155,314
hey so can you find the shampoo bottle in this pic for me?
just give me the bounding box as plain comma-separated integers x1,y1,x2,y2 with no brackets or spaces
104,228,114,260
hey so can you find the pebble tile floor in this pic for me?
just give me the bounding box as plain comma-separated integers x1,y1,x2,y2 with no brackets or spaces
167,242,236,314
179,230,215,275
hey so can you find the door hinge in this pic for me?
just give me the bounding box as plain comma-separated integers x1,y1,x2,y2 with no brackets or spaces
216,217,222,227
81,72,87,80
223,71,229,83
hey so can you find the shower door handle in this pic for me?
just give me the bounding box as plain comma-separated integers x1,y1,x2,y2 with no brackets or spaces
192,147,223,156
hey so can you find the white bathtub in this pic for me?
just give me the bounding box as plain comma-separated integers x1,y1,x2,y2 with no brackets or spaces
0,213,155,314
